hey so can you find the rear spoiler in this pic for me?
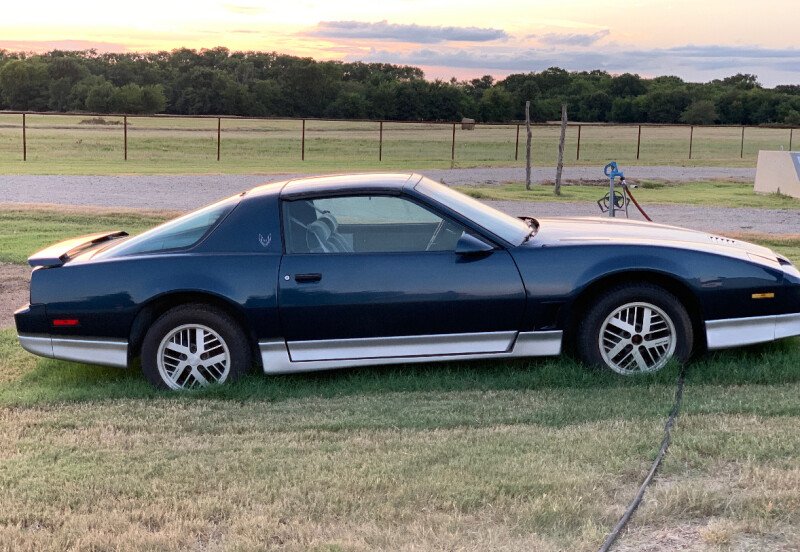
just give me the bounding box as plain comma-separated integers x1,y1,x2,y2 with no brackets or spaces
27,231,128,268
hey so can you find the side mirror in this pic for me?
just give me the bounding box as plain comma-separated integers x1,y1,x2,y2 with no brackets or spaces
455,232,494,256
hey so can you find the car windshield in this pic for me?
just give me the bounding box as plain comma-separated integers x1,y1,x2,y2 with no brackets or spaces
414,176,532,244
99,195,239,258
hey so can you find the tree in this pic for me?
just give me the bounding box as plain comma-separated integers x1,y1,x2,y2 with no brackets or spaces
680,100,718,124
478,87,513,122
641,89,691,123
0,59,49,110
85,81,116,112
609,73,647,97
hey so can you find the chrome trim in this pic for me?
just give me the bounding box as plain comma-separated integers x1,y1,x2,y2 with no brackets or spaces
507,331,562,356
261,330,562,374
706,313,800,350
287,331,517,362
17,333,128,368
18,334,54,358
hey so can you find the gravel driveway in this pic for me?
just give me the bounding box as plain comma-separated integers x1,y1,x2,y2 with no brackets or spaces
2,166,755,211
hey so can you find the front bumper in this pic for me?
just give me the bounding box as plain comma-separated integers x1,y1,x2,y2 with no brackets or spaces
706,312,800,350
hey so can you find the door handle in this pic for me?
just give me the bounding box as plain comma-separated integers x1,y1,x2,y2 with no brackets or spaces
295,273,322,283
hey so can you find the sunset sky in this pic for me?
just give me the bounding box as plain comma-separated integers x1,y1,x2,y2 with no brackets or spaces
2,0,798,86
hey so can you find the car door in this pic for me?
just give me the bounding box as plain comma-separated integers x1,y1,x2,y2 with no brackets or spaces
277,193,527,361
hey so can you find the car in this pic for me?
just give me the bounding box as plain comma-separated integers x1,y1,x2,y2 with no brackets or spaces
14,173,800,390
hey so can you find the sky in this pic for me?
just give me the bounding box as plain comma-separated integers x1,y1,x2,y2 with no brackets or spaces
1,0,799,86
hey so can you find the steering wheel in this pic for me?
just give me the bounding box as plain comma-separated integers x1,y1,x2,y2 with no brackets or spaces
425,220,446,251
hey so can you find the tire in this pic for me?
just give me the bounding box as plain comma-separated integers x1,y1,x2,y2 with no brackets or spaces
141,304,252,390
577,283,693,375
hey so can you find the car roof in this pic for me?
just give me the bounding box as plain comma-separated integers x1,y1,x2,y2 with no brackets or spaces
271,173,423,200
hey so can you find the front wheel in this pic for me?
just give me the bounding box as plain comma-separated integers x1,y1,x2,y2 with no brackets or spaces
577,284,693,375
141,304,252,390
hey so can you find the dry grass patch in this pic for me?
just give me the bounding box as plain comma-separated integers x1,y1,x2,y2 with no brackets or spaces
0,398,667,551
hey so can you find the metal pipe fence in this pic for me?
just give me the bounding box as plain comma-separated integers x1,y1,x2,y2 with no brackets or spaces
1,110,796,166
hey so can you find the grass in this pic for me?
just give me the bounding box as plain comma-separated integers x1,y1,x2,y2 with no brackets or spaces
1,194,800,549
1,329,799,550
1,114,794,174
0,205,172,264
456,181,800,210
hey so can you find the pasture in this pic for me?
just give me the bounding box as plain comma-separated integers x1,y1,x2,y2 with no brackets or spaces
1,182,800,550
0,113,795,174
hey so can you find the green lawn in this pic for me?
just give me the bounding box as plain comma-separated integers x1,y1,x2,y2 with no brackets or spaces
1,114,793,174
1,201,800,550
0,206,171,264
456,181,800,210
0,329,799,550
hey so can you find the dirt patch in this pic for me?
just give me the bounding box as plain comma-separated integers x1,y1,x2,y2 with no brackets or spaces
0,263,29,329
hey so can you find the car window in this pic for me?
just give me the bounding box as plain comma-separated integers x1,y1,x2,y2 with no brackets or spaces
102,196,238,257
283,195,466,254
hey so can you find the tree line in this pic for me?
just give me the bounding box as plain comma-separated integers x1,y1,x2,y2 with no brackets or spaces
1,47,799,125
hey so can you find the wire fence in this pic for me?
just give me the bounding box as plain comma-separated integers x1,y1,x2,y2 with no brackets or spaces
0,111,796,168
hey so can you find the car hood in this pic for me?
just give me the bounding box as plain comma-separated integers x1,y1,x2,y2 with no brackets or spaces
527,216,781,263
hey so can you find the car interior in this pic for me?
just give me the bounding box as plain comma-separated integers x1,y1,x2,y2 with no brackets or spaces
283,197,466,254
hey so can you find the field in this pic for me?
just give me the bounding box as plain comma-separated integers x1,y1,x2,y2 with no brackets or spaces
1,191,800,550
0,113,796,174
456,180,800,210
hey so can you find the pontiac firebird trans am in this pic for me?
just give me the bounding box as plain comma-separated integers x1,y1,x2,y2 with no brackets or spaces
14,173,800,390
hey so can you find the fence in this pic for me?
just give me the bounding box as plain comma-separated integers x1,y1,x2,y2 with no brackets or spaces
0,111,796,168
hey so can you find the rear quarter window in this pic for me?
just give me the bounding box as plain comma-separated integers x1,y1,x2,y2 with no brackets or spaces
105,197,238,257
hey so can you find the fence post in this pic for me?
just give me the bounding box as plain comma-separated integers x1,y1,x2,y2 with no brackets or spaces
379,121,383,161
576,124,582,161
636,125,641,160
555,104,567,196
301,119,306,161
515,124,520,161
22,113,27,161
123,115,128,161
525,101,532,190
790,128,794,151
451,122,456,165
740,126,745,158
216,117,221,161
688,125,693,160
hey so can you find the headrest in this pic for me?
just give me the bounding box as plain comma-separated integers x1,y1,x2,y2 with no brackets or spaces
306,219,332,243
318,213,338,232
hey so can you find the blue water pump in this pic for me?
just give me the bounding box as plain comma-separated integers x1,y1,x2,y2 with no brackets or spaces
598,161,628,218
596,161,652,221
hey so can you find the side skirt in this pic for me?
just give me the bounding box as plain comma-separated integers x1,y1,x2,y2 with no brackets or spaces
705,312,800,350
259,331,562,374
18,334,129,368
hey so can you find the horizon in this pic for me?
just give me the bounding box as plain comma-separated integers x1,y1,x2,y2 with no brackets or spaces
2,0,798,87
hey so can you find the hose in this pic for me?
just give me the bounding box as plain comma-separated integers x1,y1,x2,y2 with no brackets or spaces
623,185,653,222
596,364,687,552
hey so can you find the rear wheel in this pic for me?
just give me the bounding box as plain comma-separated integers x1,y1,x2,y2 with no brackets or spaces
141,304,251,390
577,284,693,375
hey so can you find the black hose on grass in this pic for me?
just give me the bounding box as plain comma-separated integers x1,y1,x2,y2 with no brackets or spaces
596,364,687,552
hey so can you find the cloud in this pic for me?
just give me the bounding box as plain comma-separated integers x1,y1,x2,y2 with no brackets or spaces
537,29,610,47
305,20,508,44
353,44,800,75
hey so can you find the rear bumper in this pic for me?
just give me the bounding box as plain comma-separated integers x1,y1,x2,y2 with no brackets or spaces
17,334,128,368
706,313,800,350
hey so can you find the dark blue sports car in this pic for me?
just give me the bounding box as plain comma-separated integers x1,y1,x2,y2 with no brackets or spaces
14,173,800,389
